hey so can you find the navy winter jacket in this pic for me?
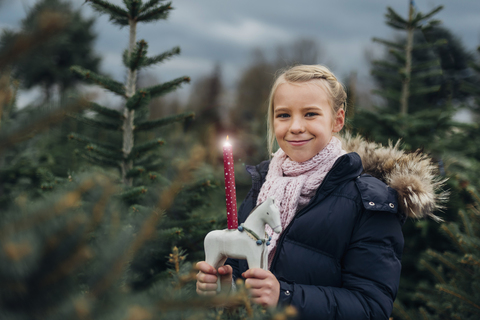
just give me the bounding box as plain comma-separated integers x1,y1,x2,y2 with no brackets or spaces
226,152,404,320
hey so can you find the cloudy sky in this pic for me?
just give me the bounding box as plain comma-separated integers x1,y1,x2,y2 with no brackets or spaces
1,0,479,106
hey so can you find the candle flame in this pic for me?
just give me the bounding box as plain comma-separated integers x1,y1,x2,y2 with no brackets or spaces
226,135,229,141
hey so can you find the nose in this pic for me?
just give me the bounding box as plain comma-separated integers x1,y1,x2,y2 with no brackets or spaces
289,116,306,134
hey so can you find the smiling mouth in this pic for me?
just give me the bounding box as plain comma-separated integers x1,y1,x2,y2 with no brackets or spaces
286,139,312,146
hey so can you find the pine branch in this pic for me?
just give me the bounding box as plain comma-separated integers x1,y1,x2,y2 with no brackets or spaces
134,153,161,167
410,85,441,96
385,7,408,26
85,144,123,160
123,0,142,18
0,98,89,154
371,60,401,71
413,69,443,80
415,5,444,23
125,90,151,111
436,284,480,312
67,132,119,151
419,258,447,284
461,254,480,267
129,138,165,159
86,0,130,26
371,69,402,82
71,66,126,96
83,151,120,168
389,49,406,64
137,2,172,23
89,102,124,119
371,89,401,101
412,39,448,51
146,76,190,98
126,166,147,178
141,0,166,11
142,46,180,68
72,114,123,131
134,112,194,132
386,21,407,30
118,186,148,200
123,40,148,71
372,37,403,50
412,59,441,71
459,209,474,237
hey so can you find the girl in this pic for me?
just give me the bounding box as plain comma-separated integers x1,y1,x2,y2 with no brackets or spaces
197,65,442,319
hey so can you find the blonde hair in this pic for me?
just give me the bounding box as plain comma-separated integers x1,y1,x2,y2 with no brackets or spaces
266,64,347,156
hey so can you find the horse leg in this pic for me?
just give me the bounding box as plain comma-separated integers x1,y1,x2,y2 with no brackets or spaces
260,245,268,270
205,250,227,292
246,250,261,270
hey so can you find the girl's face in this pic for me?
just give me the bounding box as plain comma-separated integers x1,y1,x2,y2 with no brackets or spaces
273,82,344,163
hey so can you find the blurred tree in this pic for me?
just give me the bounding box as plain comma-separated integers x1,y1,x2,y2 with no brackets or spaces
0,0,100,102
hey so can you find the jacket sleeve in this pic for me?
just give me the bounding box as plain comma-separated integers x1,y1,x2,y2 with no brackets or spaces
277,208,404,320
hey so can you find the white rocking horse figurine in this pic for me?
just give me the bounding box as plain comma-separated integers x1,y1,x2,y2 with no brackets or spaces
204,197,282,291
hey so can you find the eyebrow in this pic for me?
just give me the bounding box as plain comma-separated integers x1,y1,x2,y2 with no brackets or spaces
274,106,324,113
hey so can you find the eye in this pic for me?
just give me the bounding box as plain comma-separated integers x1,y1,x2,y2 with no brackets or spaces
305,112,318,117
266,211,270,215
276,113,290,118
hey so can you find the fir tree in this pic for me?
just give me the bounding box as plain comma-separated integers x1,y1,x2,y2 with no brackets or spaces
0,0,100,101
393,189,480,320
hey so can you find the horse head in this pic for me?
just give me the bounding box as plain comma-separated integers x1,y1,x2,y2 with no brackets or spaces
262,197,282,234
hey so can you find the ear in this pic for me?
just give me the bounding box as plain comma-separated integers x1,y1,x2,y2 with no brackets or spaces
332,109,345,133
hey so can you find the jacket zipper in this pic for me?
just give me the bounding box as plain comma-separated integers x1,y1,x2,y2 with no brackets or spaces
269,160,343,271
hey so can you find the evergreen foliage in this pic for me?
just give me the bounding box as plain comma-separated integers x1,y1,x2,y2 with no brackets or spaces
393,191,480,319
0,0,100,101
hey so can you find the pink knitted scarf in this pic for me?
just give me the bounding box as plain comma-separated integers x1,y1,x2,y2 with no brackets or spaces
257,136,346,268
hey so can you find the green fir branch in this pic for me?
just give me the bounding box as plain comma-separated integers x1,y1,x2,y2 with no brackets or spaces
389,49,406,63
126,166,147,178
89,102,124,119
85,144,123,160
83,151,120,168
124,40,148,71
124,0,142,18
137,2,172,23
412,39,448,51
118,186,148,200
86,0,130,26
410,85,441,96
134,153,160,166
420,257,447,284
129,138,165,159
371,69,402,82
372,37,403,50
71,66,125,96
412,59,441,71
371,60,401,71
436,284,480,312
67,132,119,151
459,209,474,237
413,69,443,80
126,90,151,110
71,114,123,131
415,5,444,23
371,89,401,101
142,46,180,68
141,0,166,11
385,7,408,27
461,254,480,267
134,112,194,132
421,19,442,32
147,76,190,98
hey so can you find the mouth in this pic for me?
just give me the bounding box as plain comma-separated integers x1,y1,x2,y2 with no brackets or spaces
286,139,312,146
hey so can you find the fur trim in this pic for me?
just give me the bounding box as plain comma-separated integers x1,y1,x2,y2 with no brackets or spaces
340,133,448,222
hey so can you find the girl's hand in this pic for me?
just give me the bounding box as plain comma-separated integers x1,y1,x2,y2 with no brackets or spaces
242,268,280,308
196,261,232,296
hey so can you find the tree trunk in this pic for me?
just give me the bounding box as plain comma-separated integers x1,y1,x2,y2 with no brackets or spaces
400,2,414,115
122,19,138,186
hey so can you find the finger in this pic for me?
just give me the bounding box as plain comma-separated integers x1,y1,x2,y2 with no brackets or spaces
245,278,264,289
196,272,218,284
243,268,268,279
248,288,264,298
197,281,218,292
218,265,233,275
196,288,217,296
196,261,216,274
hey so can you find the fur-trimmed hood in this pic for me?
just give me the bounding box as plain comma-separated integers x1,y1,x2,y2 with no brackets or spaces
340,133,448,222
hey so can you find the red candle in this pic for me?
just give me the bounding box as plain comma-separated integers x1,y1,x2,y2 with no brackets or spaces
223,136,238,229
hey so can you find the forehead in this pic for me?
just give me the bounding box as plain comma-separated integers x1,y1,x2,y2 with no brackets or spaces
273,81,330,107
